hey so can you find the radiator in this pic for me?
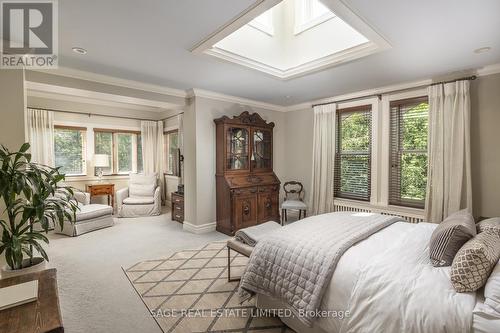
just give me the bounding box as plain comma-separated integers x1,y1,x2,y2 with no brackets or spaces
333,201,425,224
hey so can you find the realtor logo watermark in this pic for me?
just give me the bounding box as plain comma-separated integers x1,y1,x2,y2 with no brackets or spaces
1,0,58,68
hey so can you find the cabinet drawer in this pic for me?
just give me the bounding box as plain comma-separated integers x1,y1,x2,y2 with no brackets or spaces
174,205,184,213
232,187,258,196
172,197,184,204
173,213,184,222
171,193,184,204
90,186,113,195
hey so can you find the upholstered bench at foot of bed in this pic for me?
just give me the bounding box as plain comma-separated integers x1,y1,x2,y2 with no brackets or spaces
227,238,254,282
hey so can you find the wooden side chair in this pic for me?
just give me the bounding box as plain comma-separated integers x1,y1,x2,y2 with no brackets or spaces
281,181,307,225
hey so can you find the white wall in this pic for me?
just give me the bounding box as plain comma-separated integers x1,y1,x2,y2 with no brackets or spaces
471,73,500,218
0,70,26,151
283,107,314,203
184,96,286,228
0,69,27,267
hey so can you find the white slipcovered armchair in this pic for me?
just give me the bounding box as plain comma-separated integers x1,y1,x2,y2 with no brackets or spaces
116,173,161,218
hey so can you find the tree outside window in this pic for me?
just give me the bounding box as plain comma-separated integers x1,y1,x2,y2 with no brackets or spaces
54,126,86,175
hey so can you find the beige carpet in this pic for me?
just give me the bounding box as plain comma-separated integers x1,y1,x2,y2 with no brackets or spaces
124,241,293,333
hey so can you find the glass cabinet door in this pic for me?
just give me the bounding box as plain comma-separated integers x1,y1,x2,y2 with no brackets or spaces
252,129,272,170
227,127,249,170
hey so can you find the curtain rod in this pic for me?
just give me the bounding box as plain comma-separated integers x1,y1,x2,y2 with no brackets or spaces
312,75,477,108
29,107,184,122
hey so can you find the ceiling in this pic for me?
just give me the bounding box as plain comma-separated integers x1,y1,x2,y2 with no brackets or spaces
58,0,500,106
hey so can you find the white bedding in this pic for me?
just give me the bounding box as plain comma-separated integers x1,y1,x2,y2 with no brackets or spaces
258,220,479,333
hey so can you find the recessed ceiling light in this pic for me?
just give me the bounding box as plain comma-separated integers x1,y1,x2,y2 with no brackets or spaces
72,47,87,55
474,47,491,54
285,95,291,99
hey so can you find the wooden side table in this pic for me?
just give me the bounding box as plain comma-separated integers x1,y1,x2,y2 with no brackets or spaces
0,269,63,333
86,183,115,208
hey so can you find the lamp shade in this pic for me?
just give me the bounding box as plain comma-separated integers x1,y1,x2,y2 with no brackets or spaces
94,154,110,168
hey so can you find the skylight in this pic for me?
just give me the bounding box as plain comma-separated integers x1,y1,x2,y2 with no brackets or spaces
294,0,335,34
249,9,275,36
192,0,390,80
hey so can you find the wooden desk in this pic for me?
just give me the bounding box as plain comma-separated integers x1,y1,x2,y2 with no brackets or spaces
0,269,63,333
86,183,115,208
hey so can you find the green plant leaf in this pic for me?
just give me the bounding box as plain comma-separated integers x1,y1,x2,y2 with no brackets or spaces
19,143,30,153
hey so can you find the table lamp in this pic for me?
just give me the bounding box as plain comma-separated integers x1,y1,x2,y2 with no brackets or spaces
94,154,109,182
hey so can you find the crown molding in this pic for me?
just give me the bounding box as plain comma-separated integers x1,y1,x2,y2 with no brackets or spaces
476,63,500,77
187,88,287,112
286,62,500,111
30,67,187,98
26,81,179,111
27,61,500,114
28,89,167,112
285,78,433,111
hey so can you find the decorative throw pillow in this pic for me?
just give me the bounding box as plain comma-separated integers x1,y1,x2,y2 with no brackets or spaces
450,232,500,293
429,209,476,267
484,262,500,313
477,217,500,236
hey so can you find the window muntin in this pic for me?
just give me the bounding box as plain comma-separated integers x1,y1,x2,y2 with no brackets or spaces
94,129,141,175
164,130,179,176
248,9,274,36
294,0,335,35
389,97,429,208
54,126,87,176
334,106,372,201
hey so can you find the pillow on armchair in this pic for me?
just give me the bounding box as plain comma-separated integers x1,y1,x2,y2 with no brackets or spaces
129,173,158,198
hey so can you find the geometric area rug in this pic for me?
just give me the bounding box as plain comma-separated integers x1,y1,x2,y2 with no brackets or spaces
123,241,293,333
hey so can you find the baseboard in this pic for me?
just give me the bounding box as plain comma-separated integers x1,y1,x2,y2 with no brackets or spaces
183,221,216,234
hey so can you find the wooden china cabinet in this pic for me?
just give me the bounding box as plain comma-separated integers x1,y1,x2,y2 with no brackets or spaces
214,112,280,235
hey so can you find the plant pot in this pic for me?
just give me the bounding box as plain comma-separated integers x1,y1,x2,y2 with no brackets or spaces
1,257,46,279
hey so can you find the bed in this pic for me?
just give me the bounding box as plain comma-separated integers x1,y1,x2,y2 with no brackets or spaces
238,212,500,333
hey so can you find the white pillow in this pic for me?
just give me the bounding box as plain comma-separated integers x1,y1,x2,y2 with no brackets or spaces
129,173,157,198
485,261,500,313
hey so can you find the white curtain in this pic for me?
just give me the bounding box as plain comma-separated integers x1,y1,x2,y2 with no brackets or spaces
425,80,472,222
177,113,184,184
310,103,336,215
27,108,54,166
141,121,165,201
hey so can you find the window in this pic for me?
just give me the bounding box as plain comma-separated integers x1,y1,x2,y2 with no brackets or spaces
294,0,335,34
248,9,274,35
334,106,372,201
54,126,87,176
94,129,142,175
164,130,179,176
389,97,429,208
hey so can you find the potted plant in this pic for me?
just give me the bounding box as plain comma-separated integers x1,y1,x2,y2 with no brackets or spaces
0,143,79,278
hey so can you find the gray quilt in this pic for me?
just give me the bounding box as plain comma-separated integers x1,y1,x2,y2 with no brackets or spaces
238,212,404,327
234,221,282,246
